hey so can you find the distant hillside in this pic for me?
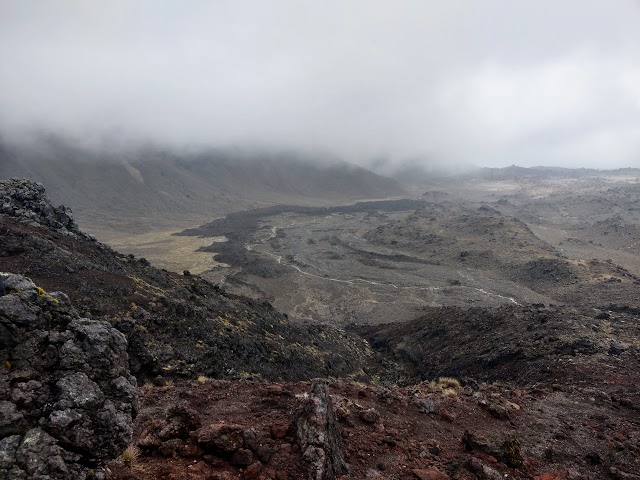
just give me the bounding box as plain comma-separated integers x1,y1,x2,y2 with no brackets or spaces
464,165,640,181
371,159,640,186
0,136,404,233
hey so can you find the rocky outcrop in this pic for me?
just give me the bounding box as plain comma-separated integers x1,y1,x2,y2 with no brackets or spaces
354,303,634,385
295,380,347,480
0,273,137,480
0,178,82,236
131,380,351,479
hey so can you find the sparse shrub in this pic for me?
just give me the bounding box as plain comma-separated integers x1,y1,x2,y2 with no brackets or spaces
437,377,461,390
125,302,137,317
119,444,141,469
502,439,524,468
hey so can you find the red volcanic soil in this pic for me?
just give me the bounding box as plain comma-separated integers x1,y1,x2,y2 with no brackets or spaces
109,372,639,480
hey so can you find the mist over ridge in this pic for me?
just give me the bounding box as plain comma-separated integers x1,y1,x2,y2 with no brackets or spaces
0,1,639,170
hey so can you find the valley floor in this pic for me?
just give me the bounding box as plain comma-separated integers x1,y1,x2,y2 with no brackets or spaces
168,173,640,325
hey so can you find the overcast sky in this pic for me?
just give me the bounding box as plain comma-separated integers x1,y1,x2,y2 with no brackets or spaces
1,1,639,169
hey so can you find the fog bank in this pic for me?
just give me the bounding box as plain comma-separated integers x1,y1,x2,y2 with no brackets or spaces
1,1,639,169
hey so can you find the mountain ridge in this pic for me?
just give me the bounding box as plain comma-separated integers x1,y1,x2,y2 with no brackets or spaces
0,136,405,234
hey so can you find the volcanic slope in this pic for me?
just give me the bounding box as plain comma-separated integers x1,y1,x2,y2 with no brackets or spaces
0,178,373,382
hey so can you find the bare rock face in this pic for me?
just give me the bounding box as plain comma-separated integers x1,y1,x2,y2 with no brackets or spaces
295,379,347,480
0,273,137,479
0,178,82,236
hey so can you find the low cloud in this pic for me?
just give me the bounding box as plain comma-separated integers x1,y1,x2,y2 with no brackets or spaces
0,0,639,169
436,55,640,167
